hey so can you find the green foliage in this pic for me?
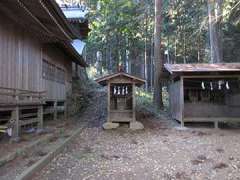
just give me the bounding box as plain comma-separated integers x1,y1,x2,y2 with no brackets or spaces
85,0,240,77
136,88,169,116
85,0,154,75
161,0,240,63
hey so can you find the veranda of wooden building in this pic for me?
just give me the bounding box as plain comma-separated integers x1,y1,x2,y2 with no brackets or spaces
165,63,240,128
0,0,88,139
96,72,145,130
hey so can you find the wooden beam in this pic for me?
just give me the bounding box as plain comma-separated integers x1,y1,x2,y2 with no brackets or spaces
180,77,184,127
53,101,57,121
214,120,219,129
182,75,240,79
19,118,39,126
107,82,111,122
132,83,136,122
12,89,20,139
75,63,78,77
110,110,133,113
38,105,43,129
64,101,67,120
12,106,20,140
184,117,240,122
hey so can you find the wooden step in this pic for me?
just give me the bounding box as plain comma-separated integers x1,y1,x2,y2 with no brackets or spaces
0,118,11,122
0,106,42,112
19,118,39,126
0,125,7,129
0,101,44,107
20,113,38,119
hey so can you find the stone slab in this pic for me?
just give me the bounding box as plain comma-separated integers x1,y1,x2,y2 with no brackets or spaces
103,122,119,130
130,121,144,130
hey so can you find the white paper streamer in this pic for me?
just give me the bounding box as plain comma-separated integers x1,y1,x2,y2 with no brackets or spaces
201,82,205,90
226,81,230,90
210,82,213,91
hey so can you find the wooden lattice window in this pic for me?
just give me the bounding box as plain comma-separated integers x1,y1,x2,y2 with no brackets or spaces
50,63,55,81
56,67,65,84
43,60,55,81
42,59,49,80
43,60,63,83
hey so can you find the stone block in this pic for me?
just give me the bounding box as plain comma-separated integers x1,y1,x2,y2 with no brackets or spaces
103,122,119,130
130,121,144,130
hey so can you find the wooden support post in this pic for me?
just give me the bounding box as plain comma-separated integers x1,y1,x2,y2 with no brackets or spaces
214,121,219,129
54,101,57,121
181,120,185,127
107,83,111,122
75,63,79,77
12,89,20,140
12,106,20,140
64,101,67,120
38,105,43,129
180,77,184,127
132,83,136,122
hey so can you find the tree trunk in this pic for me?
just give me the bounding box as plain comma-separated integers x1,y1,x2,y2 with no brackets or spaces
174,34,177,63
216,0,223,62
96,51,102,75
150,36,154,91
208,0,223,63
153,0,164,109
183,28,186,63
144,12,148,90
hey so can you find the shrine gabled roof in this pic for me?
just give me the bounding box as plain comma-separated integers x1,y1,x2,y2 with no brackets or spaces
164,63,240,74
95,72,145,87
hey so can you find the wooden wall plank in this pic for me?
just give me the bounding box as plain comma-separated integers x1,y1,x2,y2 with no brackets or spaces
0,14,72,102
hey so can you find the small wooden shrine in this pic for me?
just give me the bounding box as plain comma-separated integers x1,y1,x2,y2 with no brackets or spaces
164,63,240,128
96,72,145,130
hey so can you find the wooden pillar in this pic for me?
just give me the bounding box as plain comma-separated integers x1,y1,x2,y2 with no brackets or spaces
13,90,20,139
132,83,136,122
214,121,219,129
180,77,184,127
75,63,79,77
107,82,111,122
54,101,57,121
12,106,20,139
38,105,43,129
64,101,67,120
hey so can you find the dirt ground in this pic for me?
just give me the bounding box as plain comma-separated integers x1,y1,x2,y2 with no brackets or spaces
33,117,240,179
0,118,75,159
2,89,240,180
0,117,81,180
0,89,107,180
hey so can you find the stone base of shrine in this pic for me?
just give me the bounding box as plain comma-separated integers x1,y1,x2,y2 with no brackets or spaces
103,122,120,130
129,121,144,130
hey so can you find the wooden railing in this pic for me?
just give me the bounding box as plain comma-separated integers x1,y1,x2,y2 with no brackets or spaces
0,86,46,105
0,87,46,138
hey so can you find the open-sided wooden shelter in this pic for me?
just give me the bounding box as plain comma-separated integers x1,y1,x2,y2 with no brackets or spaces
96,72,145,130
165,63,240,128
0,0,88,139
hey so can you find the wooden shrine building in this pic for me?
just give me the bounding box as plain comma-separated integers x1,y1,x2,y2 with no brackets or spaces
96,72,145,130
0,0,88,139
165,63,240,128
